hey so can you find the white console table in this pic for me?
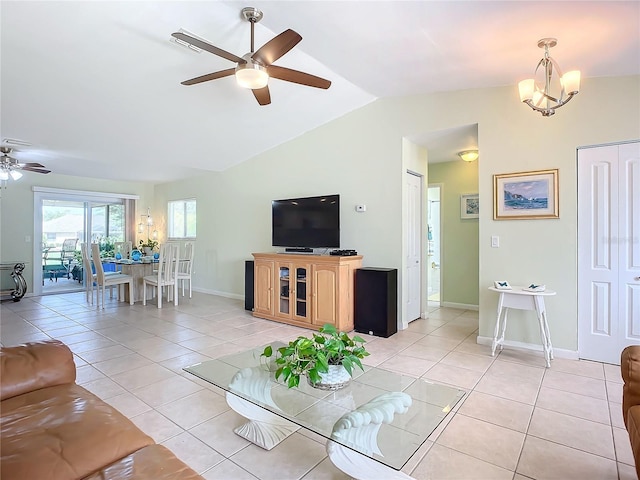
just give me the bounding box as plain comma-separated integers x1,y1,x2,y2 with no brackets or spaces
488,286,556,367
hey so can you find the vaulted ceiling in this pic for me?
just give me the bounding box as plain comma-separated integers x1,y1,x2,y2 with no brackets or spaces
1,1,638,182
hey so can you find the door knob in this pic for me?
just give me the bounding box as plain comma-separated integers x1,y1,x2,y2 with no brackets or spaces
635,276,640,281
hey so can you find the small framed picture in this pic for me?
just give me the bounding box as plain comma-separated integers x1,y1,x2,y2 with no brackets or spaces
494,280,512,290
460,193,479,219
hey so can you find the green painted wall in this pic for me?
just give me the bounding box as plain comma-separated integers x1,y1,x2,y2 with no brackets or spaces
428,161,479,307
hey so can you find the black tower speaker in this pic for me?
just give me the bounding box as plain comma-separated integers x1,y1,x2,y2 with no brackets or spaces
245,260,254,311
355,268,398,338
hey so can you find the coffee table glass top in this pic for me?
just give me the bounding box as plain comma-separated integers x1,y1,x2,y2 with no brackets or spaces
185,342,465,471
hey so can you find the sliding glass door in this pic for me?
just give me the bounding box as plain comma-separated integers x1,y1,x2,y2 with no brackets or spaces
34,189,132,295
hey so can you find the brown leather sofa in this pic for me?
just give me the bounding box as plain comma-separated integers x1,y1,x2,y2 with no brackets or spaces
621,345,640,478
0,340,203,480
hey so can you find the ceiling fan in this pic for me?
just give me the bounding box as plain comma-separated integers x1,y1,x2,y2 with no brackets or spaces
0,146,51,181
172,7,331,106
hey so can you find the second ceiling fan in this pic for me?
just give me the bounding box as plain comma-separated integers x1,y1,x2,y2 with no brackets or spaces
172,7,331,106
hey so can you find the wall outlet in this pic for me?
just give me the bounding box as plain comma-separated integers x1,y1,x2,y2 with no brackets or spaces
25,235,31,243
355,205,366,212
491,235,500,248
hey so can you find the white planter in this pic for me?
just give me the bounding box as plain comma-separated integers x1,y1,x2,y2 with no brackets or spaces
307,364,352,391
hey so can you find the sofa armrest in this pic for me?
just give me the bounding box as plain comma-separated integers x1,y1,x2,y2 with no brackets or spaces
621,345,640,429
0,340,76,401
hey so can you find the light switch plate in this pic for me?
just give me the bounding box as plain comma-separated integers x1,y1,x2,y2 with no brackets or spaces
491,235,499,248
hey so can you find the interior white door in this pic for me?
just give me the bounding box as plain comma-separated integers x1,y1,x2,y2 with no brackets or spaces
578,141,640,364
406,171,422,322
619,143,640,353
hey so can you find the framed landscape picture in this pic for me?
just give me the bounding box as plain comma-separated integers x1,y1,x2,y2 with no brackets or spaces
460,193,479,219
494,169,558,220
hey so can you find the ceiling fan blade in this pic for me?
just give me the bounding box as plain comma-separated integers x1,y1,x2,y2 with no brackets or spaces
267,65,331,89
17,162,46,168
252,29,302,66
252,86,271,106
181,68,235,86
171,32,246,64
21,167,51,174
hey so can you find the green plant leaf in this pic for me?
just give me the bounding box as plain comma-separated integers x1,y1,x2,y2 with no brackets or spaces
262,345,273,358
308,368,321,385
352,357,364,371
321,323,337,335
352,335,366,343
316,351,329,372
342,357,353,375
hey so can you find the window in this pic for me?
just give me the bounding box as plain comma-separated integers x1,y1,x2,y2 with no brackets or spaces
168,199,196,239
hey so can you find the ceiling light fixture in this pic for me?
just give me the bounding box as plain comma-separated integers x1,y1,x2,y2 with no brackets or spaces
518,38,580,117
235,57,269,89
458,150,479,162
234,7,269,90
0,155,22,186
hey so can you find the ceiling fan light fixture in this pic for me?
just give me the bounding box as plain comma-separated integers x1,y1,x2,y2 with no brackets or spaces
0,170,8,181
235,62,268,89
9,169,23,180
458,150,479,162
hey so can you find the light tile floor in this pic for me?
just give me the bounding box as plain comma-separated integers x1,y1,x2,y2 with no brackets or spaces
0,292,635,480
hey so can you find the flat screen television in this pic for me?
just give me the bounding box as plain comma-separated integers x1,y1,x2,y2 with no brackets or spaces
272,194,340,248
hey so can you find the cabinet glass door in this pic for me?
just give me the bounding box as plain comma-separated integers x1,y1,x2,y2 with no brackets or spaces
295,267,308,318
278,266,290,315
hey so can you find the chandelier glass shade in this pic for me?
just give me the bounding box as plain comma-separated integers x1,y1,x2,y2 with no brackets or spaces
518,38,580,117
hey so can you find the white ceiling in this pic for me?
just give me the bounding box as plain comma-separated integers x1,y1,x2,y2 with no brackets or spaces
1,1,639,181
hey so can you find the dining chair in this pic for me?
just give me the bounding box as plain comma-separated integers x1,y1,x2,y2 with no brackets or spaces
91,243,134,309
81,243,121,305
177,241,194,298
142,243,179,308
80,243,95,305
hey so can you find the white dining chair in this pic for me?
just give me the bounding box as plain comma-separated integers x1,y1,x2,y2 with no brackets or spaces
91,243,134,309
80,243,95,305
142,243,179,308
177,241,194,298
80,243,119,305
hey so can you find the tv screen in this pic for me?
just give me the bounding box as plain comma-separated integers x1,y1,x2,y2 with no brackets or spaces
272,194,340,248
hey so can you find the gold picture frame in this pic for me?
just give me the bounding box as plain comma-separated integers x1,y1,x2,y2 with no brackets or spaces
493,169,559,220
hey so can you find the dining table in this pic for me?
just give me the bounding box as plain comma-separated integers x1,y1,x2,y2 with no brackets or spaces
102,258,158,303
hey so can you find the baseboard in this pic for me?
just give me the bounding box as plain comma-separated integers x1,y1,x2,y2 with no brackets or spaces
192,287,244,301
476,335,579,360
441,301,479,311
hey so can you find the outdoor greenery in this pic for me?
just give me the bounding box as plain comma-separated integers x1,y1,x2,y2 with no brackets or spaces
97,236,116,257
261,324,369,388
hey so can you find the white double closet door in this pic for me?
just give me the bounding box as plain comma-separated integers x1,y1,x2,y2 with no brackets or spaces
578,141,640,364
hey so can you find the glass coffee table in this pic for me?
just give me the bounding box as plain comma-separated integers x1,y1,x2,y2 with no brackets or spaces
185,342,465,480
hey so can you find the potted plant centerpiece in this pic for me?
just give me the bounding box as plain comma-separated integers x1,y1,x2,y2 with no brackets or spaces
138,239,158,256
261,324,369,390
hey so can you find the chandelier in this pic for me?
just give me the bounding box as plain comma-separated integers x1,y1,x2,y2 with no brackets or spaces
138,207,158,240
518,38,581,117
